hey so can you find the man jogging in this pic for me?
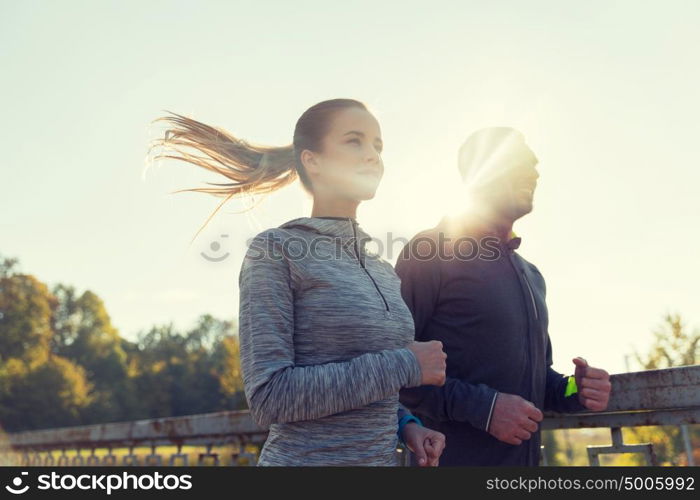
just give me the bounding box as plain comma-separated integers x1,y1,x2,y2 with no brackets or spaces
397,127,611,466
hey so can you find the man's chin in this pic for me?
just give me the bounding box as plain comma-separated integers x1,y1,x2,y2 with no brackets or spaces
511,201,534,220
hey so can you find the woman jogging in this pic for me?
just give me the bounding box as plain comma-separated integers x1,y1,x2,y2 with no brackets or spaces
149,98,447,466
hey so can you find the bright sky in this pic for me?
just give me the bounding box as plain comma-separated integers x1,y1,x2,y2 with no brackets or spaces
2,0,698,376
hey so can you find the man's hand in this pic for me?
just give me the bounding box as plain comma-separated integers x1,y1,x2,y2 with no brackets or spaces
487,392,543,445
573,357,611,411
402,422,446,467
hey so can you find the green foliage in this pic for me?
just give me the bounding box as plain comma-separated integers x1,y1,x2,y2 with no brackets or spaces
128,316,243,419
0,253,246,433
634,313,698,369
0,271,56,362
0,354,93,431
625,313,699,466
50,284,132,423
544,312,699,466
213,334,244,399
540,429,561,465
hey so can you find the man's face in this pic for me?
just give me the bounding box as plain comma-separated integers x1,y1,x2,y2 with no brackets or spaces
472,143,540,221
505,151,540,218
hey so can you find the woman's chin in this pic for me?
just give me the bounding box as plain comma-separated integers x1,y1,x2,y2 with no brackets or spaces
346,184,380,201
356,189,379,201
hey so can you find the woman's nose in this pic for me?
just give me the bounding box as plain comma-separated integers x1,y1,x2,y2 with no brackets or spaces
365,147,381,162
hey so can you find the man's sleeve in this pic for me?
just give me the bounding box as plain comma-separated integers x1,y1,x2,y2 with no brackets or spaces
400,379,500,431
395,238,500,432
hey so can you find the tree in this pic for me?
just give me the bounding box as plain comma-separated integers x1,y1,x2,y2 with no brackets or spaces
0,253,247,432
0,266,56,363
211,321,246,410
634,313,699,369
625,313,699,466
0,353,93,432
0,256,95,432
50,284,132,423
128,315,243,418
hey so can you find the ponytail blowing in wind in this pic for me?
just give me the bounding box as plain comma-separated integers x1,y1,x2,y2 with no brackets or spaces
146,98,367,243
146,111,297,243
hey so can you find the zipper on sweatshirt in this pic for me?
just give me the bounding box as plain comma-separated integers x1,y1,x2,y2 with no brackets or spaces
503,245,536,328
521,271,539,320
505,242,540,464
349,219,390,312
503,244,535,392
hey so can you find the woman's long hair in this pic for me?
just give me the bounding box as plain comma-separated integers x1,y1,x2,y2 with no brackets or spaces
146,98,367,243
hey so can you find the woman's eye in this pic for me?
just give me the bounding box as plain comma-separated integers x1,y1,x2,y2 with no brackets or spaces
348,139,361,145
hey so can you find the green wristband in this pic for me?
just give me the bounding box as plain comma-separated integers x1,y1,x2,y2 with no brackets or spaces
564,376,578,397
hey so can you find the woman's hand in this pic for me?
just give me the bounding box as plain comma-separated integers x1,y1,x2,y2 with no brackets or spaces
402,423,446,466
408,341,447,386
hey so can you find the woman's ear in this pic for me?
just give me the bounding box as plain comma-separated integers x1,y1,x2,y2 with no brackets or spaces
301,149,320,177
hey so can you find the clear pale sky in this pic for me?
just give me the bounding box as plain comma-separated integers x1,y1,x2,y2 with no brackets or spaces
2,0,698,376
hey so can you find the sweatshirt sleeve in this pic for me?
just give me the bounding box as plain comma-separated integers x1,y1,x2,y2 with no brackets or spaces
395,238,499,432
397,402,411,421
239,231,423,428
400,380,499,431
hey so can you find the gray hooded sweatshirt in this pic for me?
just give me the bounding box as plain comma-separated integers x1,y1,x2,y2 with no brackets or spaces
239,216,423,466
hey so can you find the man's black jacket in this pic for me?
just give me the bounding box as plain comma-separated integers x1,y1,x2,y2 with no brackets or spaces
396,216,585,466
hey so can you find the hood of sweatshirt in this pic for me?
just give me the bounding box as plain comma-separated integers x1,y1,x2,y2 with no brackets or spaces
279,216,372,242
278,216,376,266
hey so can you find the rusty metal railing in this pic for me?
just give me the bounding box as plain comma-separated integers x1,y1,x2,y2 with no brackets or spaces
541,365,700,465
0,410,268,466
1,366,698,466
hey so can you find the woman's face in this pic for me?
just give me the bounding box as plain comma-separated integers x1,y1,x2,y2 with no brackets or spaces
302,107,384,201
